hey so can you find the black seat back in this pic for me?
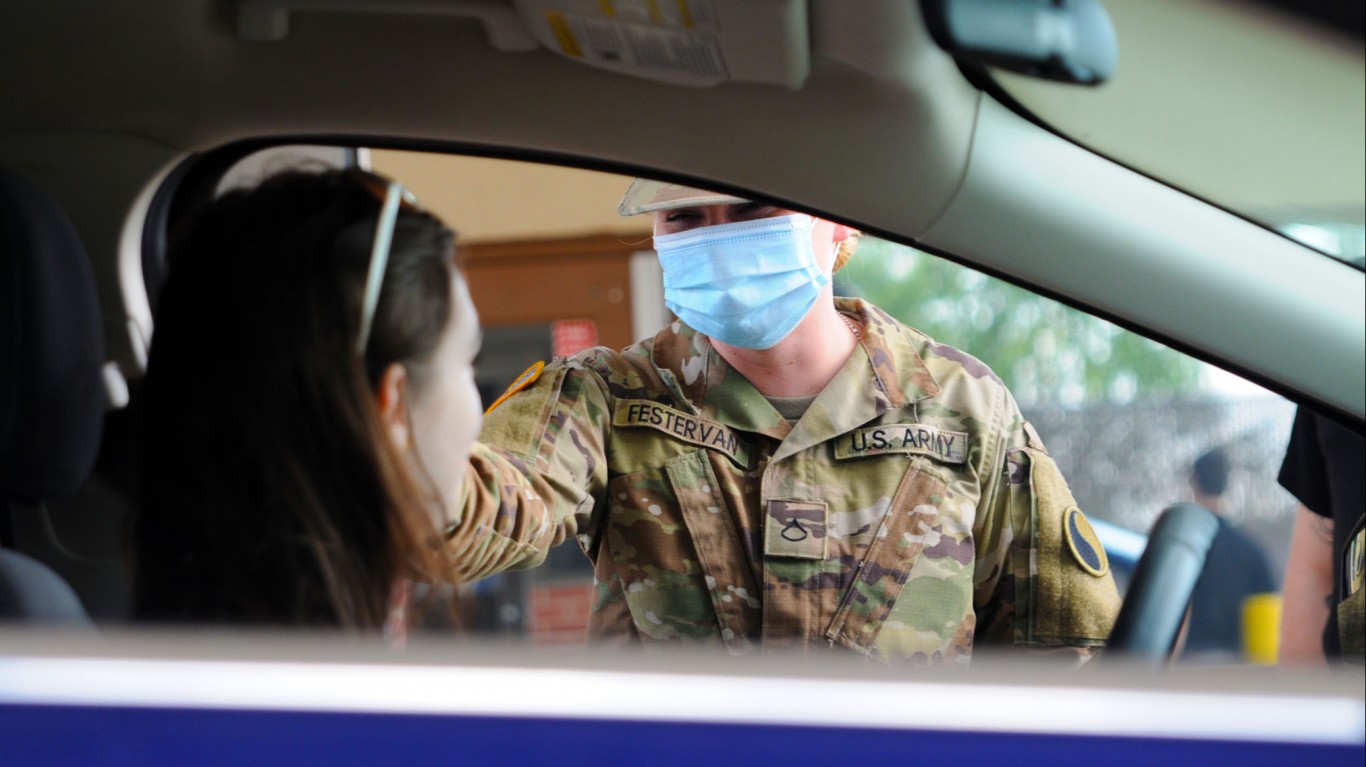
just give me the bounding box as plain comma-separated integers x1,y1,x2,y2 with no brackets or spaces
0,166,106,625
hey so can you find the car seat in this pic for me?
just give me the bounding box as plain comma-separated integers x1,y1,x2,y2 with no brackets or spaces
0,166,122,624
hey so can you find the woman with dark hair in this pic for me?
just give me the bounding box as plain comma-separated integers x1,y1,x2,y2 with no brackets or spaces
133,168,542,633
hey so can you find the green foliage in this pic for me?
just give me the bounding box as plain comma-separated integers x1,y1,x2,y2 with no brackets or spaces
835,238,1202,406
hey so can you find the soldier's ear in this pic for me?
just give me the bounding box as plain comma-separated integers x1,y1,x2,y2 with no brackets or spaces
376,363,411,449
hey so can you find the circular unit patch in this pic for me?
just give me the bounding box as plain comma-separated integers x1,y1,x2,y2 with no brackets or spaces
1064,506,1109,577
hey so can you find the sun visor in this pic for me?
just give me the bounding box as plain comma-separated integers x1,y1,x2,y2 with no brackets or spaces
513,0,810,88
237,0,809,88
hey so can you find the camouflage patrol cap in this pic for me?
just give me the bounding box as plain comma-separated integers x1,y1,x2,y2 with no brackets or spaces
617,178,748,216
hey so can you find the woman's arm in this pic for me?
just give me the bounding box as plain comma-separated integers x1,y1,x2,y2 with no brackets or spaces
1279,504,1335,665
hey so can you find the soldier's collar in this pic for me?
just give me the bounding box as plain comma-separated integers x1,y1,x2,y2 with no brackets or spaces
836,297,941,408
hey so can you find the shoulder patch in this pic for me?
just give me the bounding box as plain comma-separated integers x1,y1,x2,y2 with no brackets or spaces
485,361,545,415
1063,507,1109,577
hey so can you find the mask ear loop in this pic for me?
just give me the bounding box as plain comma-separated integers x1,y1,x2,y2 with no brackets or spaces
817,238,839,285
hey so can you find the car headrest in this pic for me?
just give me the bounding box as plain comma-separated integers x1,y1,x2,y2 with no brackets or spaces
0,167,106,503
0,548,92,625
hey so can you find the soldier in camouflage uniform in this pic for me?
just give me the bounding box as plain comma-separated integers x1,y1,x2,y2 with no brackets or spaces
451,181,1120,664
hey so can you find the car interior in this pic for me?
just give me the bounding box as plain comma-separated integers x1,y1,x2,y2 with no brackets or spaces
0,0,1363,739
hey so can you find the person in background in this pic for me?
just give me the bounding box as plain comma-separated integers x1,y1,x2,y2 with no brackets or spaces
460,180,1121,664
1181,448,1277,659
1278,409,1365,666
133,168,541,635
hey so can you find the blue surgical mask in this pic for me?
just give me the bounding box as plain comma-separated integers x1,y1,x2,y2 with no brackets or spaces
654,214,830,350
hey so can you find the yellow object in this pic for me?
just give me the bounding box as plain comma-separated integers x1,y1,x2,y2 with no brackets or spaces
545,11,582,57
1242,592,1282,665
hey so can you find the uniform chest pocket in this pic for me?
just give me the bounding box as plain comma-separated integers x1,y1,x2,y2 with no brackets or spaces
604,450,759,648
824,459,952,656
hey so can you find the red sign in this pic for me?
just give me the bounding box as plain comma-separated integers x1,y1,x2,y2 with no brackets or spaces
552,319,598,357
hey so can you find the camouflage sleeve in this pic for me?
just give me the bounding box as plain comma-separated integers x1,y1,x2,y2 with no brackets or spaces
972,389,1121,651
447,358,612,581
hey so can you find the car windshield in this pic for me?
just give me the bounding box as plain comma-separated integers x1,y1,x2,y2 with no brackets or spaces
991,0,1365,264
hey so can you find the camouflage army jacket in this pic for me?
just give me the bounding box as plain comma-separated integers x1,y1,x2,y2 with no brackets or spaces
460,298,1120,664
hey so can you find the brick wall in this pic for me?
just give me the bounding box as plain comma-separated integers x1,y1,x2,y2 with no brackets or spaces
528,582,594,647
